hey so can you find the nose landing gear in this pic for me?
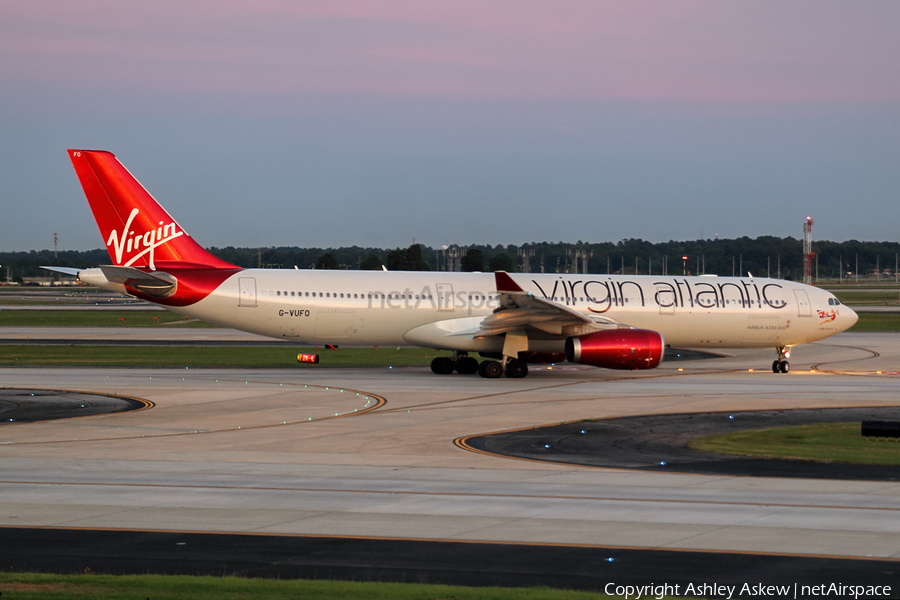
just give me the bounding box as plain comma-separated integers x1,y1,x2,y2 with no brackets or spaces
772,346,791,373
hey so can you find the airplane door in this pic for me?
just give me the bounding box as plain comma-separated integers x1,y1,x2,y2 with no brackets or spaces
657,289,676,315
436,283,454,311
239,277,257,307
793,289,811,317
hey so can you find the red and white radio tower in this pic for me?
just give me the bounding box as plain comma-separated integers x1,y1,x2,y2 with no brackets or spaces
802,216,814,285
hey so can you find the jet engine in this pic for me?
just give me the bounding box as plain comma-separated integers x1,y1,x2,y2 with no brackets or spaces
564,329,664,370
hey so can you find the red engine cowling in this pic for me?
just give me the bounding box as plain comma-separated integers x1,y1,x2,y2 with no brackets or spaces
565,329,664,370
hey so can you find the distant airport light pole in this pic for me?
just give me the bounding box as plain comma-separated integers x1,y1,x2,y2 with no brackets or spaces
682,255,688,276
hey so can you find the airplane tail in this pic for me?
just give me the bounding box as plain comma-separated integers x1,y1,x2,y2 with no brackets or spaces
68,149,236,271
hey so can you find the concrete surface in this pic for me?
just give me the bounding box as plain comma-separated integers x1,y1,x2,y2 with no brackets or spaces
0,331,898,562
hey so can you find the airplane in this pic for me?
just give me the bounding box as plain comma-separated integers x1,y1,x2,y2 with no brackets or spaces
43,149,858,379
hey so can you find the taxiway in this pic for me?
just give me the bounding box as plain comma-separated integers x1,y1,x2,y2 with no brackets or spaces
0,332,898,587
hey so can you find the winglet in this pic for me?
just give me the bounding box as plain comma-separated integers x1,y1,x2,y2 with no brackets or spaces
494,271,523,292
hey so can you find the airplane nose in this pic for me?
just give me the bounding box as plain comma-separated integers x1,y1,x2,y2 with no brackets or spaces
843,306,859,330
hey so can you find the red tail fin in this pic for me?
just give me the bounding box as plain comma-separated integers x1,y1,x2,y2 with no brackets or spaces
68,150,236,271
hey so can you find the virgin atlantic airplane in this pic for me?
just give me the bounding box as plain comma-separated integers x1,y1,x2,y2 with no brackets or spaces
44,150,857,378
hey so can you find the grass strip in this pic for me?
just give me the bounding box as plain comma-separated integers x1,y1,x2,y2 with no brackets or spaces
2,309,899,331
0,310,211,328
687,422,900,466
831,290,900,305
848,312,900,331
0,299,122,306
0,345,439,368
0,573,626,600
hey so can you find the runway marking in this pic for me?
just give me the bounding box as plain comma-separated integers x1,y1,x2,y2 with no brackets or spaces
375,367,744,415
0,524,897,563
1,479,897,513
0,383,386,446
411,385,860,414
375,358,879,417
811,342,882,374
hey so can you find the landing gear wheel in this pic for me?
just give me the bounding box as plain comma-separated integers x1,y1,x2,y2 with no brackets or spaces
773,346,791,374
456,356,479,375
505,359,528,378
430,356,455,375
478,360,503,379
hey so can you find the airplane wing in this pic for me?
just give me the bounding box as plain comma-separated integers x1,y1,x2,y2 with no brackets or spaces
465,272,619,337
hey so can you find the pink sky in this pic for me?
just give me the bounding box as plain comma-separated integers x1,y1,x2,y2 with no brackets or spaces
2,1,899,251
3,1,900,106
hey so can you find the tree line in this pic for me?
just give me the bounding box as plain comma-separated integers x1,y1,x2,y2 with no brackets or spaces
3,237,900,283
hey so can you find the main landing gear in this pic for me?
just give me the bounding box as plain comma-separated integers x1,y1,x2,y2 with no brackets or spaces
478,357,528,379
430,353,478,375
430,354,528,379
772,346,791,374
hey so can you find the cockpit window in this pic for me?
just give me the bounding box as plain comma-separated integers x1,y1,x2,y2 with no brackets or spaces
828,298,842,306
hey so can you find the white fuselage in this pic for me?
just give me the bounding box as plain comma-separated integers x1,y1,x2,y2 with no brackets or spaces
91,269,856,353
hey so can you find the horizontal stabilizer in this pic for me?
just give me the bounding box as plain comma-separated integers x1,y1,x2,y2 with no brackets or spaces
40,266,82,276
99,265,177,298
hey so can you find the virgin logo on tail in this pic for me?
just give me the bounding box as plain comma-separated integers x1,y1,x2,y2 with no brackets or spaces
107,208,184,270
